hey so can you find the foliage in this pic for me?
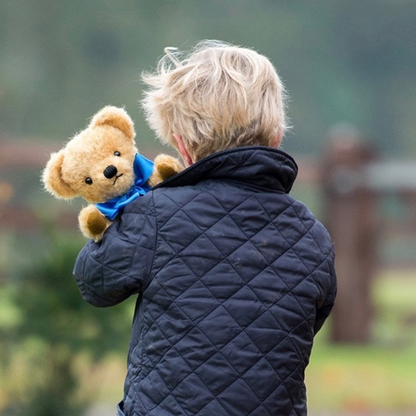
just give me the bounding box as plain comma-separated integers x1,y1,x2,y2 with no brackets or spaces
2,237,416,414
0,230,135,416
306,270,416,414
0,0,416,156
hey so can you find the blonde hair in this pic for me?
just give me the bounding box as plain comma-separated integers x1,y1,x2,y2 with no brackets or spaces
141,40,288,162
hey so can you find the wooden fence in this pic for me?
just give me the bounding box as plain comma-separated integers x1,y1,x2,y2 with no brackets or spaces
322,132,416,343
1,134,416,344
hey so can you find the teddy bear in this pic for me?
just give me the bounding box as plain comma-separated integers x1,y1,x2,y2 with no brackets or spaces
42,105,183,241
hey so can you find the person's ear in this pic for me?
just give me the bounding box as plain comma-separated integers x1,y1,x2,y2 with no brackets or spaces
173,134,193,166
269,130,284,148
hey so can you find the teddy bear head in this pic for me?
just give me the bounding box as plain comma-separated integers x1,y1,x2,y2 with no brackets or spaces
43,106,140,204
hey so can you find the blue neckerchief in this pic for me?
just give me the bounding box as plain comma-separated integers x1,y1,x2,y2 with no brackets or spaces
96,153,154,221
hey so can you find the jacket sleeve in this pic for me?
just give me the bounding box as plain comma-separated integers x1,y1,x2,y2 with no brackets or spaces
73,194,157,307
314,249,337,334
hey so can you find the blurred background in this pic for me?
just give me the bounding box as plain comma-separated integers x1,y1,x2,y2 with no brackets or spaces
1,1,416,415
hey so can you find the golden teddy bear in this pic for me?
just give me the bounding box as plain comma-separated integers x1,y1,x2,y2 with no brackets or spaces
42,106,183,241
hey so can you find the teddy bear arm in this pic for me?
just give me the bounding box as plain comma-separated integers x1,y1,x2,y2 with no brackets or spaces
79,205,111,242
148,154,184,187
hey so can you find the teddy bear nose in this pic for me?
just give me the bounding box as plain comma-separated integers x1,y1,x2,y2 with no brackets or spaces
103,165,118,179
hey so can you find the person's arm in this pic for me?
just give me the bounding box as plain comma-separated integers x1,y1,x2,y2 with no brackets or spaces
314,249,337,334
73,194,156,307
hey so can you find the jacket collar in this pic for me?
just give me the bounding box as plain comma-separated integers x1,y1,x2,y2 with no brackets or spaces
155,146,298,193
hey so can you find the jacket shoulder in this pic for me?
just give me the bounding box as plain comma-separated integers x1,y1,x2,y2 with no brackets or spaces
289,197,334,256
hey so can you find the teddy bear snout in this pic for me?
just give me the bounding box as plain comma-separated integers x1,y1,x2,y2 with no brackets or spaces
103,165,118,179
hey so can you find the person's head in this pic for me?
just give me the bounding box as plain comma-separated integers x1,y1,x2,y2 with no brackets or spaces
141,40,288,164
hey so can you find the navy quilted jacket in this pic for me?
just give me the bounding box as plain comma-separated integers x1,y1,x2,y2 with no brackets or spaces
74,146,337,416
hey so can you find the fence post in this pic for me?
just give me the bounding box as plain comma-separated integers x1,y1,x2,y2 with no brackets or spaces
322,131,378,344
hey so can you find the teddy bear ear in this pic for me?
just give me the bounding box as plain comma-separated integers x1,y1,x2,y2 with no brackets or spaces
42,150,77,199
90,106,135,141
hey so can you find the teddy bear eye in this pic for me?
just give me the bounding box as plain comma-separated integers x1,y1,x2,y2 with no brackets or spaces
114,151,121,156
85,177,93,185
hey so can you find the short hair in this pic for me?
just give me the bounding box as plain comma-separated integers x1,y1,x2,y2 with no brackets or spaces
141,40,288,162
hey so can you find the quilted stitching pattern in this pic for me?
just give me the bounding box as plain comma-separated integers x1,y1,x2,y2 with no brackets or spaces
126,183,332,416
74,147,336,416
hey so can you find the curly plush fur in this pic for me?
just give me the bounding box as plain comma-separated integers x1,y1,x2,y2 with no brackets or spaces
42,106,183,241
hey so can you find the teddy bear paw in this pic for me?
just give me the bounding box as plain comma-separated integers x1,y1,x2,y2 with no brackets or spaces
79,205,110,242
148,154,184,186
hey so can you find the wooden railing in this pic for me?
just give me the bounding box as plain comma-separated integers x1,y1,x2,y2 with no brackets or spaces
2,134,416,344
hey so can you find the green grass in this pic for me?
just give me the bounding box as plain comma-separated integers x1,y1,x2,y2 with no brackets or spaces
306,270,416,414
67,269,416,414
2,269,416,414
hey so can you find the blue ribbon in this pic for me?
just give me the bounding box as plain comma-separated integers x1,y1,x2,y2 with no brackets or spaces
96,153,154,221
